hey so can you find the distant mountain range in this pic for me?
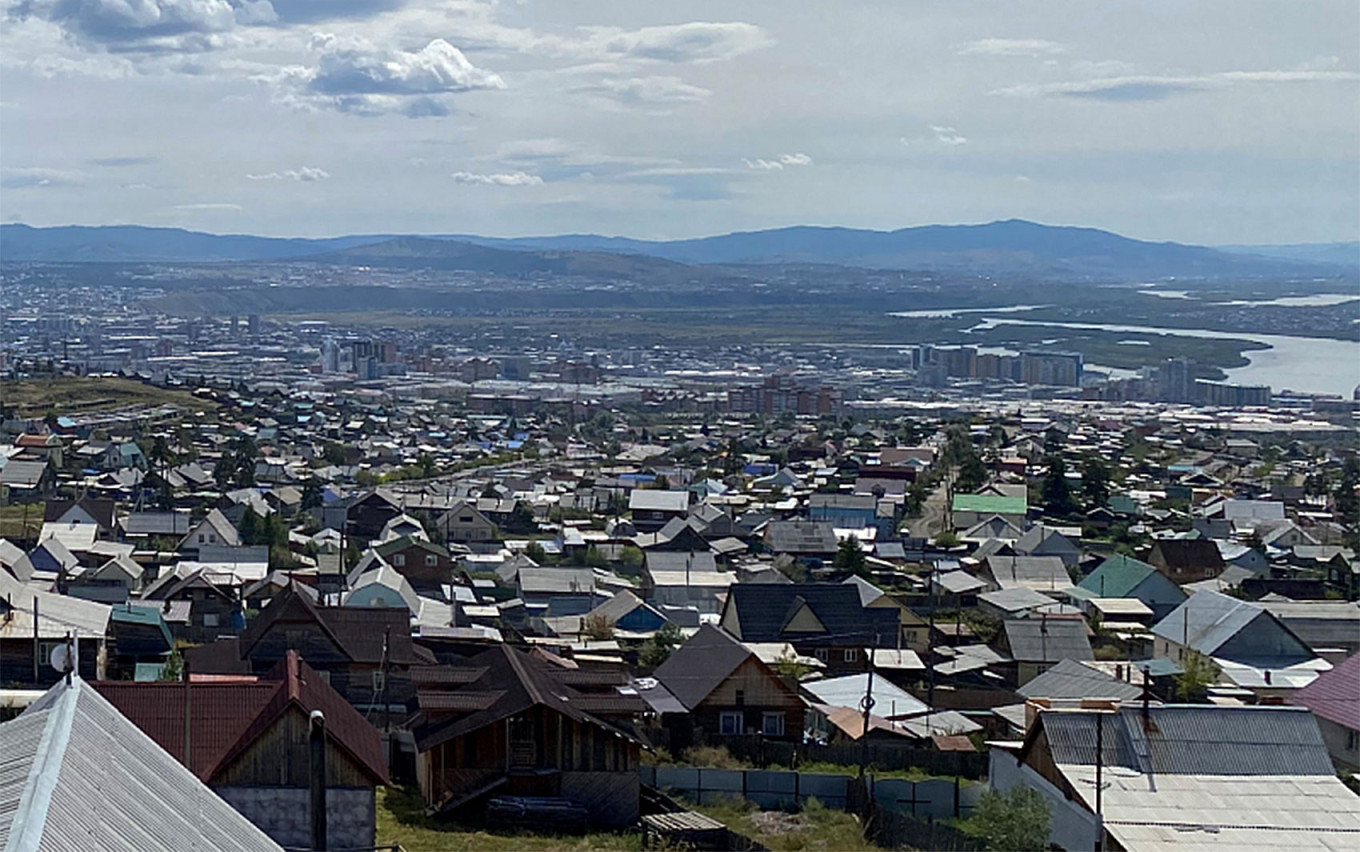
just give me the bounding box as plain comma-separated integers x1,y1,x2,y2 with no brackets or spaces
2,220,1354,280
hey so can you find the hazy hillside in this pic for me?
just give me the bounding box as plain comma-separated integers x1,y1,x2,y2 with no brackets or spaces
1217,242,1359,269
2,220,1349,281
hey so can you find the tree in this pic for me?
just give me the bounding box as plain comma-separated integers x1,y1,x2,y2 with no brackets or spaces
1042,454,1075,516
1174,650,1218,702
639,622,684,668
583,614,614,641
955,452,988,493
833,535,867,576
524,540,547,563
301,477,323,511
1081,455,1111,509
158,648,185,682
619,546,644,570
967,786,1050,852
934,530,960,548
772,647,811,680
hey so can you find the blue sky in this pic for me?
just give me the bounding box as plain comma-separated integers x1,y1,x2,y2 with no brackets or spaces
1,0,1356,244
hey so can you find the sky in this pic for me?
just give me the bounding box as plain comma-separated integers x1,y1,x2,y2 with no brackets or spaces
1,0,1357,245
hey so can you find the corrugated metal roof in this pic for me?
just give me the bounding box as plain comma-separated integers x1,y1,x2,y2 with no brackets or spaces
1001,617,1092,663
0,677,281,851
1017,659,1145,702
1291,651,1360,732
1038,705,1335,776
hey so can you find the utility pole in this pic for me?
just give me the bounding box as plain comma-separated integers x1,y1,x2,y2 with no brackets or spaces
858,631,878,779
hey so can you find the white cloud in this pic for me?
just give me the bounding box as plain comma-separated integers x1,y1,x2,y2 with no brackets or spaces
14,0,277,53
743,152,813,170
928,125,968,145
997,69,1360,101
574,75,711,107
958,38,1064,56
451,171,543,186
246,166,330,181
270,36,505,116
0,167,87,188
590,21,771,63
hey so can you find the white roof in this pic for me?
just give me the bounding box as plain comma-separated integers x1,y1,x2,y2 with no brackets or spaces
1058,765,1360,851
803,673,928,718
0,569,111,638
38,522,98,552
646,570,736,588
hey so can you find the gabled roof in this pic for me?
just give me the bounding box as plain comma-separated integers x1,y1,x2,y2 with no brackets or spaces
984,555,1071,592
1291,651,1360,733
43,496,117,531
1149,538,1225,571
763,521,838,554
951,494,1026,515
0,677,281,851
1000,617,1092,663
1151,590,1313,665
415,644,640,751
1024,704,1335,776
1077,554,1162,598
239,585,417,665
1016,658,1145,701
722,583,899,646
629,490,690,513
653,624,760,710
94,651,388,785
1014,525,1079,555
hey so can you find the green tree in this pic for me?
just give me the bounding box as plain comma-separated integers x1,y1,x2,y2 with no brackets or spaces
1175,650,1218,702
833,535,867,576
524,540,547,563
158,648,185,682
967,786,1051,852
618,546,644,570
955,452,988,493
1081,455,1111,509
301,477,323,511
639,622,684,668
934,530,961,548
1042,453,1075,516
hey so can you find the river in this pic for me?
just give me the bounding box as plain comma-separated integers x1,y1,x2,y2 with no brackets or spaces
968,318,1360,397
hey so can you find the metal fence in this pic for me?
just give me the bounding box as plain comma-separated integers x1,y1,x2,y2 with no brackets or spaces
693,733,989,780
641,766,983,822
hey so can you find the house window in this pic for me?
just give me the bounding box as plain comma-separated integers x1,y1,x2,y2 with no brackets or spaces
762,713,785,737
843,648,858,664
198,534,205,544
735,689,745,707
425,555,438,567
202,613,219,628
719,712,743,735
815,648,829,662
393,554,406,567
1348,729,1359,752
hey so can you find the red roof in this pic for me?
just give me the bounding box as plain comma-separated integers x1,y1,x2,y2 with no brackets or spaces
94,651,389,785
1291,652,1360,732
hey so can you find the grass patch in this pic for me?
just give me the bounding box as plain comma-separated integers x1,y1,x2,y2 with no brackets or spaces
0,377,217,418
0,505,43,541
375,786,640,852
681,795,876,852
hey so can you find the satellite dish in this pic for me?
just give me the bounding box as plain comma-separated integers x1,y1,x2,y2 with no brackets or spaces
49,643,73,674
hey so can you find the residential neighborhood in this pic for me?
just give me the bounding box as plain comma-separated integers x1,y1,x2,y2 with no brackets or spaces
1,371,1358,851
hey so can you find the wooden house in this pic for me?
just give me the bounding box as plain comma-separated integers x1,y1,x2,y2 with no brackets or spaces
95,651,389,850
413,645,644,828
235,585,422,718
652,624,805,747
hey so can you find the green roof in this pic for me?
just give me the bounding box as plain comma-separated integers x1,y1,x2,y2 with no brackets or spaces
951,494,1027,514
1077,553,1158,598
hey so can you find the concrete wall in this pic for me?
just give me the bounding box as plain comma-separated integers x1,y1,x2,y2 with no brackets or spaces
214,786,375,851
988,750,1098,852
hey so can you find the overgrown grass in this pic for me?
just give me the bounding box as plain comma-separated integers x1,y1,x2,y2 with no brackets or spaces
0,505,43,541
375,786,641,852
0,377,217,417
681,795,877,852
